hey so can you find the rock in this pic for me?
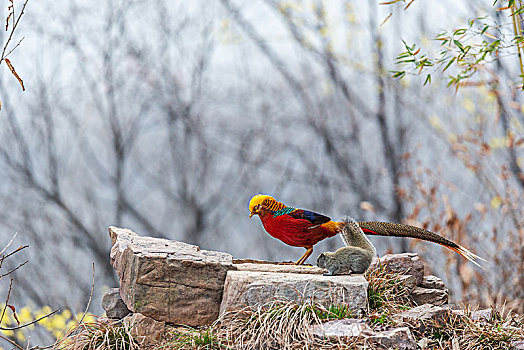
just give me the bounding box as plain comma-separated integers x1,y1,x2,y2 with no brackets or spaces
393,304,449,324
368,327,417,350
369,253,424,285
123,313,165,345
398,274,417,292
452,308,492,321
511,339,524,350
411,287,448,306
101,288,130,319
310,318,372,339
219,270,368,317
419,275,446,290
109,226,233,326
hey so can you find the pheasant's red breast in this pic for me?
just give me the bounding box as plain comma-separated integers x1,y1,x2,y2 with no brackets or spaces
258,210,341,247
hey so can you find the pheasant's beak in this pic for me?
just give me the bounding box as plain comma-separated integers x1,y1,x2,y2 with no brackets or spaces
249,211,256,218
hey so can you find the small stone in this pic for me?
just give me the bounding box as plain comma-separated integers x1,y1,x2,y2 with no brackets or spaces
369,253,424,285
417,337,431,349
101,288,130,319
368,327,417,350
452,308,492,321
310,318,372,339
411,287,448,306
471,309,492,321
123,313,166,345
511,339,524,350
393,304,449,324
398,274,417,292
419,275,446,290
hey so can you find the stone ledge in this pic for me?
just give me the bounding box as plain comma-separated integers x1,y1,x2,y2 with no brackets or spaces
219,270,368,316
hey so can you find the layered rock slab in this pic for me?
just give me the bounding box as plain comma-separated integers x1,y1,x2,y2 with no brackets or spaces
219,270,368,316
109,226,233,326
370,253,424,285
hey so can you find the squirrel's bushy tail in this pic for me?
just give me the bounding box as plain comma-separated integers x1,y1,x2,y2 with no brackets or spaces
355,221,487,268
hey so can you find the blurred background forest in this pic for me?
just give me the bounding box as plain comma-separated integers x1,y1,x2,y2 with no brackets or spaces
0,0,523,345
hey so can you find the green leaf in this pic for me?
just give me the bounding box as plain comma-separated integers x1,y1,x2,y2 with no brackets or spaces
443,57,456,72
454,39,465,52
391,71,406,78
423,74,432,85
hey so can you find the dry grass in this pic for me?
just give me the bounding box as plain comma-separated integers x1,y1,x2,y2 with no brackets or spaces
214,297,356,350
53,317,139,350
415,306,524,350
365,260,414,324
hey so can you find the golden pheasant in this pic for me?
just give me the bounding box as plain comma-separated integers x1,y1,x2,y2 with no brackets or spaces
249,194,485,266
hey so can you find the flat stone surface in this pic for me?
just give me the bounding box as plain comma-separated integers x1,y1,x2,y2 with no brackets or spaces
219,270,368,316
393,304,449,324
310,319,372,339
109,226,233,326
233,261,326,274
370,253,424,285
411,287,448,306
368,327,417,350
102,288,130,319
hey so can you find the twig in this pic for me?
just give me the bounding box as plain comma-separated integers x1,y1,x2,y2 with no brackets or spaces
0,333,24,350
1,244,29,264
0,260,28,280
0,0,29,64
4,36,25,58
29,345,54,350
78,262,95,324
0,309,60,331
0,233,18,256
0,279,14,324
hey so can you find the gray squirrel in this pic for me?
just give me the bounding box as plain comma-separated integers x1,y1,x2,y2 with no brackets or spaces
317,217,377,275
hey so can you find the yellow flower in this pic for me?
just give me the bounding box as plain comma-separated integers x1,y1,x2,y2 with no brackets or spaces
490,196,502,209
429,115,442,130
488,137,506,149
462,97,475,113
61,309,72,320
18,306,33,325
0,329,14,337
15,330,26,342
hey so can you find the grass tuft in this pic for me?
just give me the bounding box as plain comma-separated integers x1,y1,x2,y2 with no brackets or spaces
216,297,356,349
161,326,224,350
54,317,138,350
418,306,524,350
365,260,414,325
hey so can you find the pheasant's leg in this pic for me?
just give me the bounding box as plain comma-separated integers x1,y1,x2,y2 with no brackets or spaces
295,246,313,265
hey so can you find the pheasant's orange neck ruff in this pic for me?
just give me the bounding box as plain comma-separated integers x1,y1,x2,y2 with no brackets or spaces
261,198,286,212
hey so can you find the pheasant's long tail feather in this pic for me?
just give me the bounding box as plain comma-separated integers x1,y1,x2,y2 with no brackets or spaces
356,221,487,268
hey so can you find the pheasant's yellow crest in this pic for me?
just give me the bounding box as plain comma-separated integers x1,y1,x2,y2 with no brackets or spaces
248,194,285,213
